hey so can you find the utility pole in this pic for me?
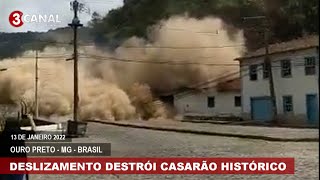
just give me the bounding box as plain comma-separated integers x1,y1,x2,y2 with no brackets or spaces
243,15,277,123
263,19,278,123
67,0,88,137
69,0,83,122
35,50,39,118
317,47,319,105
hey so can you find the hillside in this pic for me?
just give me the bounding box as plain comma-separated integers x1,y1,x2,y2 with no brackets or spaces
91,0,319,50
0,27,92,59
0,0,318,59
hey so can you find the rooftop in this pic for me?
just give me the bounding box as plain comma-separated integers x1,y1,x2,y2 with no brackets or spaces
165,76,241,97
215,78,241,92
235,35,319,61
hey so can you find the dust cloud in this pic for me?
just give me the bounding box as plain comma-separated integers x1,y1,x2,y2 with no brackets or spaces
0,16,245,121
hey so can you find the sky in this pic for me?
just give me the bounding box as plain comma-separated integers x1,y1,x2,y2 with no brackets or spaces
0,0,123,32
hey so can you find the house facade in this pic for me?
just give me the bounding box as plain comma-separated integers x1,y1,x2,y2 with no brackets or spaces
236,36,319,126
174,78,242,118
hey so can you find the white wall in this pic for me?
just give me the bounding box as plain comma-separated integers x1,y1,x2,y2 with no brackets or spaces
174,89,241,117
241,47,319,122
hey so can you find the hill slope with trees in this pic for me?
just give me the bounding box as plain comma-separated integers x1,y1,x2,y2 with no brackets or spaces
90,0,318,50
0,0,318,59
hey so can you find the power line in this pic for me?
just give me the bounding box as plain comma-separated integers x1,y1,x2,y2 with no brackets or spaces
173,71,243,99
85,1,121,5
185,64,263,89
69,0,120,4
1,51,314,72
36,40,73,45
80,53,314,67
14,56,71,59
159,27,221,35
35,40,96,46
189,71,241,90
175,57,318,96
174,67,265,99
4,53,314,68
0,63,31,70
119,44,245,49
80,54,240,66
32,40,245,49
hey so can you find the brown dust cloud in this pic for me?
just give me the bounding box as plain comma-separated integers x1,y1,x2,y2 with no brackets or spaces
0,16,245,121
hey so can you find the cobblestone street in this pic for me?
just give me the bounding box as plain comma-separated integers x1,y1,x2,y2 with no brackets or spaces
87,119,319,141
31,122,319,180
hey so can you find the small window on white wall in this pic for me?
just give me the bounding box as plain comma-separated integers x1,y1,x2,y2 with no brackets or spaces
305,56,316,75
207,97,215,108
281,59,292,78
262,62,270,79
235,96,241,107
283,96,293,113
249,65,258,81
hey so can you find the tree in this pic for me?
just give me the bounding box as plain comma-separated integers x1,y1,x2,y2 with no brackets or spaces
89,0,319,50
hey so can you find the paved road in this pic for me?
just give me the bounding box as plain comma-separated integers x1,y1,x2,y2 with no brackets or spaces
32,122,319,180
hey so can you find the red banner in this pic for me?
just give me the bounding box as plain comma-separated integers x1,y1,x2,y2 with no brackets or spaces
0,158,294,174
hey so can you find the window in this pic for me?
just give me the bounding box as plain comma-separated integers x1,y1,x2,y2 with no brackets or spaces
249,65,258,81
234,96,241,107
262,62,270,79
305,56,316,75
281,59,292,78
283,96,293,113
207,97,215,108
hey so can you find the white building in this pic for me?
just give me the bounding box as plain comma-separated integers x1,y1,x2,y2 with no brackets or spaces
236,35,319,126
174,78,242,119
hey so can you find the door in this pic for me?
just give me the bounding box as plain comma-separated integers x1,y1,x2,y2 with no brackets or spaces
306,94,319,125
251,97,273,122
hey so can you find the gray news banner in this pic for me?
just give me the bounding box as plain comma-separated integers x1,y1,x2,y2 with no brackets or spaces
12,143,111,157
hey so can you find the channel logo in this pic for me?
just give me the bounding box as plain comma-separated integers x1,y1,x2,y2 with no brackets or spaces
9,11,24,27
9,10,61,28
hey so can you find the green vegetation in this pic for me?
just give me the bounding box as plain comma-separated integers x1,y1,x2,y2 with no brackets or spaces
0,0,318,59
90,0,319,50
0,31,44,59
0,27,92,59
